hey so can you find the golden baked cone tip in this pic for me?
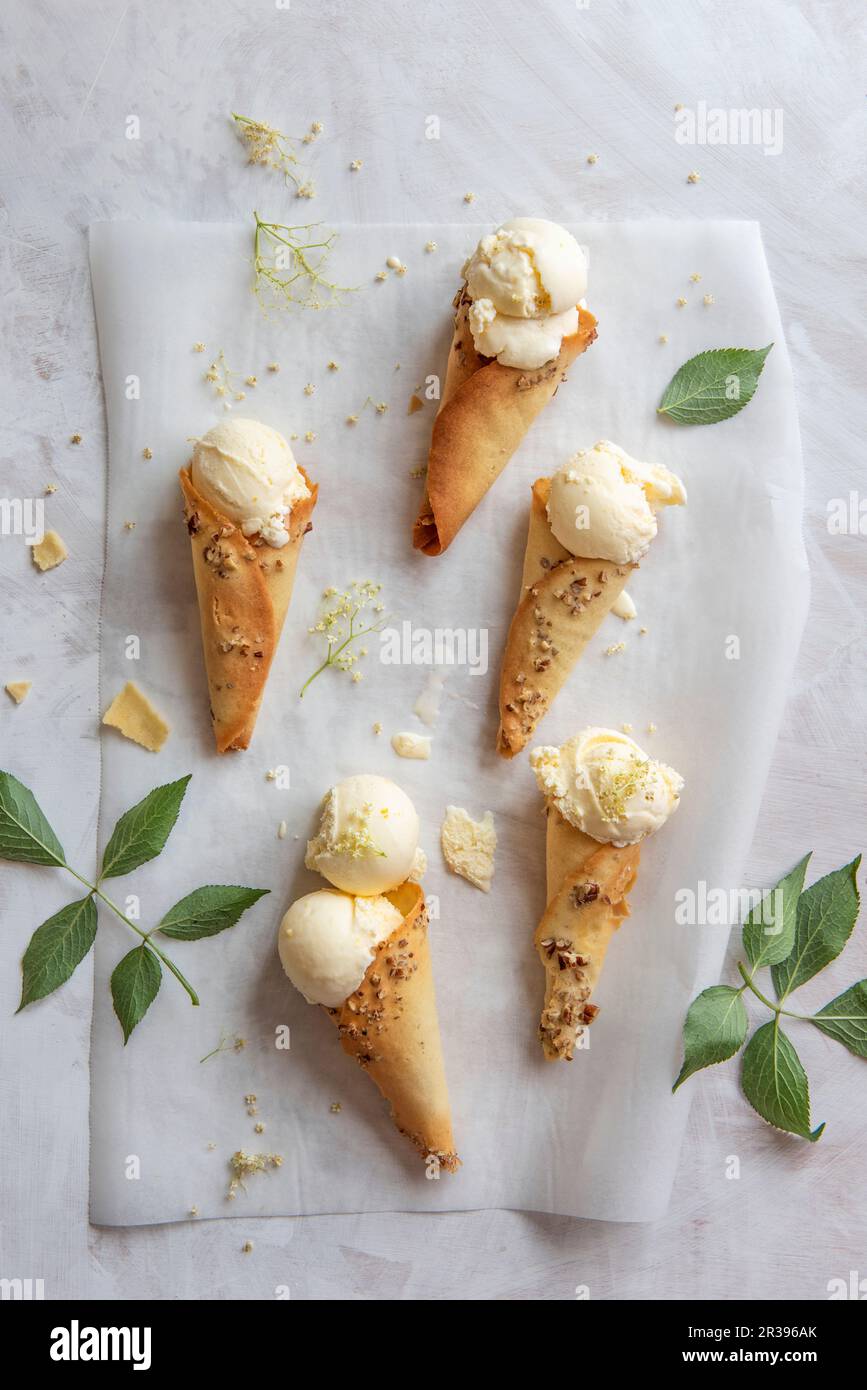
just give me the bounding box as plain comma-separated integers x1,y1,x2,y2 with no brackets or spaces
535,807,640,1061
413,295,597,556
179,466,317,754
497,477,634,757
324,881,459,1173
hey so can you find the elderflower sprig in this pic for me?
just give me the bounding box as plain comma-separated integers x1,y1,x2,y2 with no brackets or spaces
252,213,357,313
300,581,388,697
231,112,321,198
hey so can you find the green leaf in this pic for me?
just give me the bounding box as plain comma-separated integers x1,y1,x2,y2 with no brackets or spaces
742,853,811,969
771,856,861,1000
673,985,749,1091
17,895,98,1009
111,944,162,1043
0,771,66,866
657,344,773,425
100,775,192,880
811,980,867,1060
741,1021,824,1140
158,885,270,940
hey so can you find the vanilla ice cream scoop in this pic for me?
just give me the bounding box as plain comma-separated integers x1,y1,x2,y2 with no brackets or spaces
530,727,684,846
546,440,686,565
305,774,422,895
463,218,587,317
277,889,402,1007
468,299,580,371
190,418,310,548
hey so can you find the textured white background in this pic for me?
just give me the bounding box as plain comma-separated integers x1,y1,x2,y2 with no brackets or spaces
1,0,865,1300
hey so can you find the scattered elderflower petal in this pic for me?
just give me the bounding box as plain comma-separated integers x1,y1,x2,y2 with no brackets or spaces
346,414,358,424
254,1122,265,1134
232,112,317,197
690,272,702,283
245,375,257,387
659,333,669,344
639,626,648,635
242,1240,254,1253
605,642,626,656
300,579,388,696
687,170,701,184
303,382,315,395
70,433,82,445
703,293,715,306
123,520,136,531
463,192,475,203
425,240,437,252
142,447,153,460
330,1101,342,1114
327,360,339,371
647,722,658,733
193,342,206,352
267,361,280,372
189,1205,199,1217
304,430,316,443
586,153,598,164
676,296,687,308
372,722,382,735
349,159,363,171
277,820,288,839
375,270,388,282
44,483,57,494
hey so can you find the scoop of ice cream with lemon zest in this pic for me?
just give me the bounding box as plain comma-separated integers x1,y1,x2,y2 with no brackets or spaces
546,440,686,566
305,774,423,895
530,728,683,847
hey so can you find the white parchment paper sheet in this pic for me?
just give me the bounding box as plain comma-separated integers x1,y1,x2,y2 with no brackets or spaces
88,220,806,1224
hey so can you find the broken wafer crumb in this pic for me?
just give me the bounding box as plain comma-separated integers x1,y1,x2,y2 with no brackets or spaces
102,681,170,752
391,731,431,760
5,680,31,704
407,394,424,415
277,820,287,839
441,805,497,893
31,531,68,572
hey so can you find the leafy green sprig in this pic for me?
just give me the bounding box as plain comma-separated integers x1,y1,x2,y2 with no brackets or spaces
1,772,268,1043
674,853,864,1138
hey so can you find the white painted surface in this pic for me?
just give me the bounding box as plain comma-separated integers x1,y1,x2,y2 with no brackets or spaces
1,0,865,1300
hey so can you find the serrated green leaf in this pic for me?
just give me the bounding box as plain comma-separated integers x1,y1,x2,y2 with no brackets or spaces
743,852,811,969
657,344,773,425
741,1020,824,1140
111,944,162,1044
100,775,192,880
673,985,749,1091
158,885,270,940
17,895,97,1009
771,856,861,1000
0,771,66,866
811,980,867,1060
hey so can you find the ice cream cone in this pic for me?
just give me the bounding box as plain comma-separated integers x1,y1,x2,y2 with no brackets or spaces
179,465,317,753
412,291,597,556
497,478,634,756
324,881,459,1171
534,806,641,1061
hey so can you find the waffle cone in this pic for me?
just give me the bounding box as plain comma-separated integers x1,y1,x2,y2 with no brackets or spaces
413,290,597,555
179,466,317,753
534,807,640,1061
324,882,459,1173
497,478,634,756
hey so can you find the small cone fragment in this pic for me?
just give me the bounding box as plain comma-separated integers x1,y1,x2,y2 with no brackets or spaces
535,807,640,1061
497,478,634,756
413,290,597,556
179,467,316,753
324,882,459,1171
